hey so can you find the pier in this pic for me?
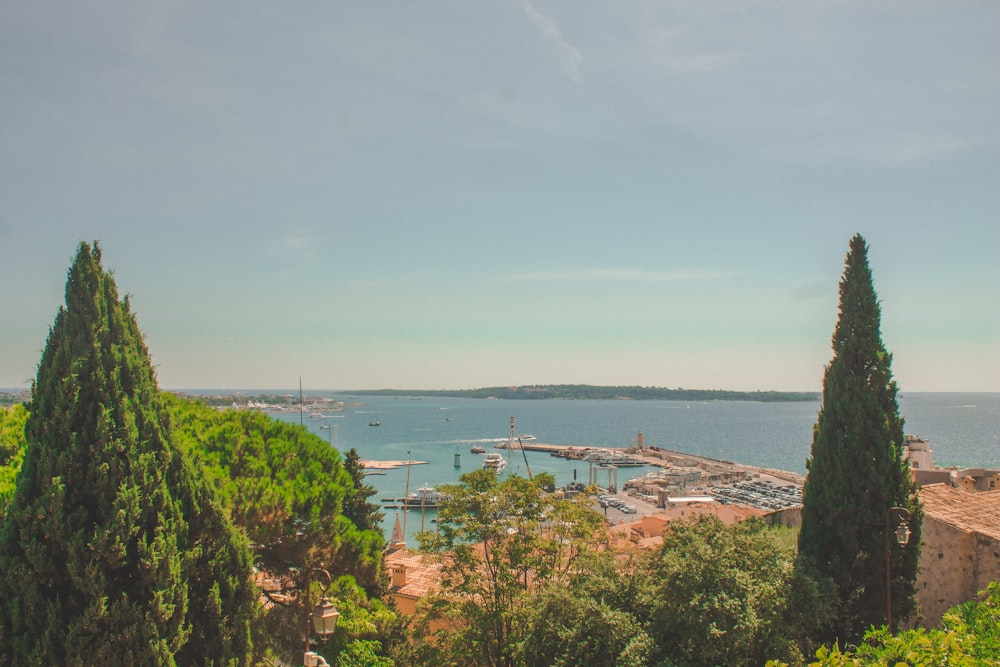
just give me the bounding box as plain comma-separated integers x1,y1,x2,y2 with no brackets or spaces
361,459,429,471
498,440,805,492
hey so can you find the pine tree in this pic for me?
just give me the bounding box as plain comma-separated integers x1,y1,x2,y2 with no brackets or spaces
0,242,255,666
342,447,384,534
798,234,922,641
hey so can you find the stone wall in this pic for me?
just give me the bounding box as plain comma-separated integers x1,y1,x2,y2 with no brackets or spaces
916,510,1000,627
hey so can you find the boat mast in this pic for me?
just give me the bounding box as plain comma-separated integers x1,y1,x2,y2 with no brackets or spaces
508,416,515,475
402,451,412,540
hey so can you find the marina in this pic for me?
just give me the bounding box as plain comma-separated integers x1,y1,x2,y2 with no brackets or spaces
269,392,998,543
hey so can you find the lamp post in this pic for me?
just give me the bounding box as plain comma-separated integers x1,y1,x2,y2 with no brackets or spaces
885,506,911,630
303,567,340,667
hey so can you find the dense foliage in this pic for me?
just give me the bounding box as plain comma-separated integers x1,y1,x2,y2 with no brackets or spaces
0,242,256,666
411,470,605,667
352,385,818,402
798,234,922,641
638,515,823,667
0,405,26,517
404,474,832,667
768,582,1000,666
1,396,394,666
165,395,391,663
518,551,652,667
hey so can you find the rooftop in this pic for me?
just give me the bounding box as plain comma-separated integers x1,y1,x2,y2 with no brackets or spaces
919,484,1000,541
384,547,444,600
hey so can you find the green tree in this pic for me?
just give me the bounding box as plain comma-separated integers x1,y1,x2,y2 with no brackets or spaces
414,469,605,667
342,447,384,535
639,515,810,667
0,405,27,518
768,582,1000,666
798,234,922,641
166,395,390,663
0,242,255,666
335,639,394,667
518,551,652,667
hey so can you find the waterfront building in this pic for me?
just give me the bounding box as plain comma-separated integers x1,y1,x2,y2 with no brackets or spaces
904,434,1000,491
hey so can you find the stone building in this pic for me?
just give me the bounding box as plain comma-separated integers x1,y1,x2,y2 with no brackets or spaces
915,484,1000,627
904,434,1000,491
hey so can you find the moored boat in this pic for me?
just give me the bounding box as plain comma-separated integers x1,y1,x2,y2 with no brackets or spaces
584,449,647,466
382,484,450,509
482,451,507,474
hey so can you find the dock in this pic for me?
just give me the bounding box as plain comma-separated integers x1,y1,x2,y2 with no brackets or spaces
360,459,429,471
497,440,805,486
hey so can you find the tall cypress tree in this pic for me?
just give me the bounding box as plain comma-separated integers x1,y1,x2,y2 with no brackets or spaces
0,242,255,666
798,234,922,641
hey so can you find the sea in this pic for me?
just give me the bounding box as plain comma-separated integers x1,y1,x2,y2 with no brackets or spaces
266,392,999,543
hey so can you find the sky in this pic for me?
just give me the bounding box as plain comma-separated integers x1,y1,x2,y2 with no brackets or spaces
1,2,998,393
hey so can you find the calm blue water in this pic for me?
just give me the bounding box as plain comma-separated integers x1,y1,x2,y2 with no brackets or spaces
269,392,999,542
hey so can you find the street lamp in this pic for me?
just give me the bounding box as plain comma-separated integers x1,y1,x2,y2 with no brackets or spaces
885,506,911,629
303,567,340,667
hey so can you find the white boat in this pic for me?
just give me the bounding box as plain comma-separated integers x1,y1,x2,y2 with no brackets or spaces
406,485,449,506
382,485,450,509
584,449,646,467
483,451,507,474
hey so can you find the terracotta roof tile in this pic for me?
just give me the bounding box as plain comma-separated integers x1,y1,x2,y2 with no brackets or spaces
919,484,1000,541
384,548,444,599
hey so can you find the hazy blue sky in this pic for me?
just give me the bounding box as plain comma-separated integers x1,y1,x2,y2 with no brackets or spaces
1,2,997,392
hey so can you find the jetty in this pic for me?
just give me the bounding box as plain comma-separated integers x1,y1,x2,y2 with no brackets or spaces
361,459,429,471
497,440,805,487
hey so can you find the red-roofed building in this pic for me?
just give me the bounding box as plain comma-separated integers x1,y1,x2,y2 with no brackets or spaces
383,544,444,617
916,484,1000,627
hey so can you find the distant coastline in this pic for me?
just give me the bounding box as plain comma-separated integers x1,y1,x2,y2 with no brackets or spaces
348,385,819,402
2,385,819,408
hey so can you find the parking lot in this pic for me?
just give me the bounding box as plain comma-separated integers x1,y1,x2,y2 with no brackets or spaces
594,492,660,523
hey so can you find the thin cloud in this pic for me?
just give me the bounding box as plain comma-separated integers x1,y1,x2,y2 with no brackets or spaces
523,2,583,84
278,230,316,260
504,268,736,283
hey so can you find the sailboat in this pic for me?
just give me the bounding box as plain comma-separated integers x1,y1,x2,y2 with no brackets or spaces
369,411,381,427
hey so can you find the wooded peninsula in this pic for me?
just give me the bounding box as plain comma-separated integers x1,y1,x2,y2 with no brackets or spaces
350,385,819,402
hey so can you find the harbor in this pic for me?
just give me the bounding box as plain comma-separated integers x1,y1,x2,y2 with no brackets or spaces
371,435,807,518
271,393,996,543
